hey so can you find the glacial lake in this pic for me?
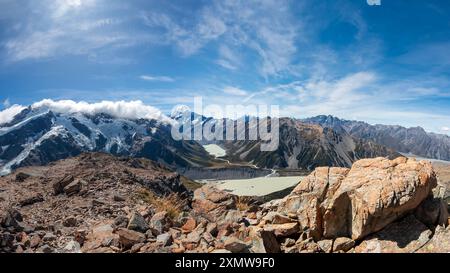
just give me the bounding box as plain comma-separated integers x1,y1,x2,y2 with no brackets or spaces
213,176,303,196
201,143,303,196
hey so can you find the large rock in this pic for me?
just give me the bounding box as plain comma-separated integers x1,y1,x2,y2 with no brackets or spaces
52,175,74,195
149,211,172,235
223,237,250,253
127,212,149,232
192,185,236,221
277,157,437,240
82,223,119,252
63,179,82,195
116,228,146,249
263,222,299,238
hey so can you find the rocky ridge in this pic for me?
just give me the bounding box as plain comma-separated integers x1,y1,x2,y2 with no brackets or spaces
304,115,450,161
1,154,449,253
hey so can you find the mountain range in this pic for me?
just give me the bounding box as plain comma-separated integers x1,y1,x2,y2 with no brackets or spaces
0,106,214,175
0,103,448,176
303,115,450,161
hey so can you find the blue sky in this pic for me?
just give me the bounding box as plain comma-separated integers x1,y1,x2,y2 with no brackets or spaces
0,0,450,133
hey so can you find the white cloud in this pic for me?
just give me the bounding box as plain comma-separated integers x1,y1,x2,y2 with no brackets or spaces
223,86,248,96
140,75,175,82
442,127,450,132
0,104,26,125
31,99,172,123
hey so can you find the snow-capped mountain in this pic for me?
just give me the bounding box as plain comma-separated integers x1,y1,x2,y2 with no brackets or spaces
0,101,213,175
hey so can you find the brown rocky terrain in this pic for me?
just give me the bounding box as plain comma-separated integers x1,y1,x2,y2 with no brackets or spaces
0,153,449,253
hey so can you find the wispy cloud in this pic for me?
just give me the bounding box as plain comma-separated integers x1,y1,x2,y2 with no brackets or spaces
140,75,175,82
141,0,298,78
3,0,151,63
223,86,248,96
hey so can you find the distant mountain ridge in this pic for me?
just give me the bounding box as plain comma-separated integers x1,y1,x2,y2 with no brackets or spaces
303,115,450,161
0,106,214,175
220,117,400,170
1,104,439,175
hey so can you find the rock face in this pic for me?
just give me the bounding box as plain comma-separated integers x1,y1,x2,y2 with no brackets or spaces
277,157,437,240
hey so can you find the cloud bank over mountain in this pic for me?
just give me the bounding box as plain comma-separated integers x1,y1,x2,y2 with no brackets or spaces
0,99,172,125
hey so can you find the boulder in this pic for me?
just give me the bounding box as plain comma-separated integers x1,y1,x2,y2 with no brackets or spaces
53,175,74,195
277,157,437,241
260,230,281,253
223,237,250,253
156,233,173,247
332,237,355,253
63,179,82,195
127,212,149,232
263,222,299,237
149,211,171,235
192,185,236,221
181,218,196,233
116,228,146,249
317,239,333,253
82,223,118,252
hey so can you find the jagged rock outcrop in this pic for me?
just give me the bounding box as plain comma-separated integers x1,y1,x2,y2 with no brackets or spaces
276,157,439,240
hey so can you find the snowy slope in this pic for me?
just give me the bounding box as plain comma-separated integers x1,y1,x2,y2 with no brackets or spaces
0,102,212,175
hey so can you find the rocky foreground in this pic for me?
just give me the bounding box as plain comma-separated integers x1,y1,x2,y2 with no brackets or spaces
0,153,449,253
